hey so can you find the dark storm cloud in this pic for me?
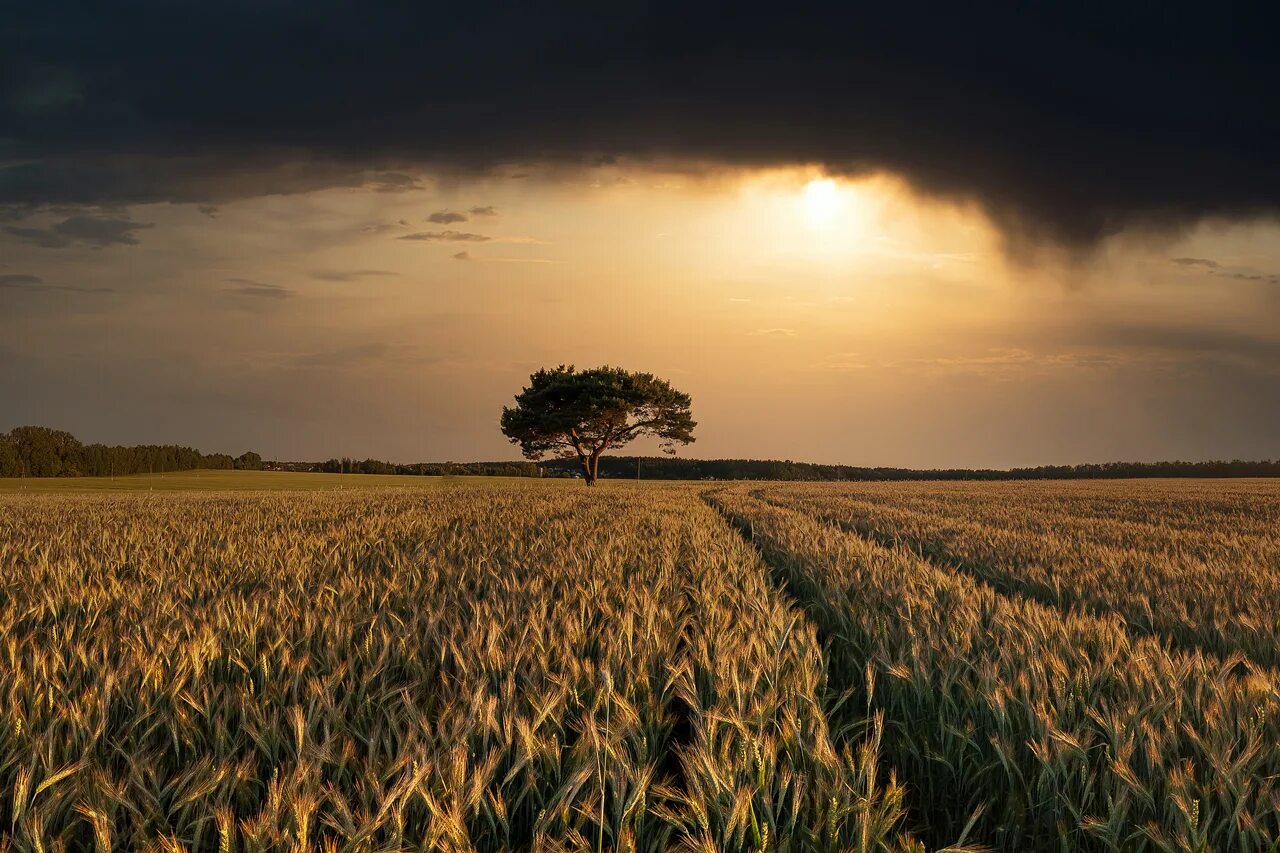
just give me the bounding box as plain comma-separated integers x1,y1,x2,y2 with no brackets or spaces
0,156,374,209
397,231,491,242
3,2,1278,248
428,210,468,224
3,214,152,248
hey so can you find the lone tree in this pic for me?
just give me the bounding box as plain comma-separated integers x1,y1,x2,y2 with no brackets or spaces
500,365,696,485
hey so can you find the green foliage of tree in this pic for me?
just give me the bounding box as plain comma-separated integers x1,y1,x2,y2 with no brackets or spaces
234,451,263,471
0,426,252,478
0,434,17,478
499,365,696,485
9,426,80,476
542,455,1280,481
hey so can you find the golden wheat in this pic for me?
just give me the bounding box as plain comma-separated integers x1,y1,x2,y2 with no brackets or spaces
710,483,1280,850
0,484,920,851
5,478,1278,850
756,480,1280,666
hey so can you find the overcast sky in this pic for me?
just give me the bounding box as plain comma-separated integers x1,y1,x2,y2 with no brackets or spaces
3,3,1279,467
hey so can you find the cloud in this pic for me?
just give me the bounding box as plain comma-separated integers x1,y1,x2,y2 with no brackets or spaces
198,205,220,218
980,322,1280,377
447,250,550,263
494,235,547,244
288,342,436,369
308,269,398,282
748,328,797,337
222,278,295,299
0,273,112,293
3,226,68,248
9,65,84,117
397,230,491,242
810,353,870,372
0,156,385,209
53,215,153,246
1222,271,1280,284
469,205,498,217
3,214,153,248
0,274,45,287
362,220,409,234
427,210,468,224
4,4,1279,250
1083,323,1280,366
884,348,1127,379
367,172,425,193
1170,256,1280,285
894,348,1038,376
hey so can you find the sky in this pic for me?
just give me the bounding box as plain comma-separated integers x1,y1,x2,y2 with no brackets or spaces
3,3,1279,468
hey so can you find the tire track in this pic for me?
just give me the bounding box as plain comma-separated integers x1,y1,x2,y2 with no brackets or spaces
699,489,972,851
751,488,1265,674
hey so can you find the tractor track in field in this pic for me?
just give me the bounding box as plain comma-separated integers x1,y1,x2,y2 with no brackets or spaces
698,489,961,850
659,549,698,794
747,489,1269,674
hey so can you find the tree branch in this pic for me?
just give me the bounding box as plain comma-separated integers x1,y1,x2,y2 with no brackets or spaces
608,417,664,446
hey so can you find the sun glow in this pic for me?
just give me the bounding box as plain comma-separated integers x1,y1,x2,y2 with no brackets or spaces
694,167,993,278
802,178,843,226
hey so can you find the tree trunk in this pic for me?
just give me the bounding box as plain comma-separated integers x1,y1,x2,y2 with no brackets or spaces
579,454,596,486
591,453,601,484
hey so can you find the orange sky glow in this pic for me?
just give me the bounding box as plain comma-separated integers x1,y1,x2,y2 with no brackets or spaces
4,162,1279,466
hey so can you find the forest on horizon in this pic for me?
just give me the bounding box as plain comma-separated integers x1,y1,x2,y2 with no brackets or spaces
5,425,1280,482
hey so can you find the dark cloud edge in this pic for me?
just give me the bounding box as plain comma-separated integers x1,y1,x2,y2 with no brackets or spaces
4,2,1279,252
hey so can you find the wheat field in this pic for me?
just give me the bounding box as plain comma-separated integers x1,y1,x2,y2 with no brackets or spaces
2,479,1279,851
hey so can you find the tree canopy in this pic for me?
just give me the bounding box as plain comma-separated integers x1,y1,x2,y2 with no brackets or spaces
0,426,250,478
499,365,696,485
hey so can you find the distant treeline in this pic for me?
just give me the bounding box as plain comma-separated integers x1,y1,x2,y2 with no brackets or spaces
544,456,1280,481
6,426,1279,480
0,426,261,478
282,458,544,477
277,454,1280,481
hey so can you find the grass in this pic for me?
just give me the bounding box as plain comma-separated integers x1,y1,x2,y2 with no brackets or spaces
2,478,1278,850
